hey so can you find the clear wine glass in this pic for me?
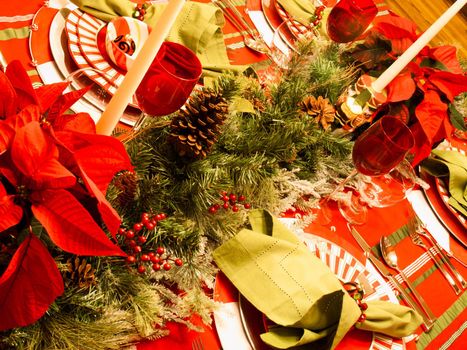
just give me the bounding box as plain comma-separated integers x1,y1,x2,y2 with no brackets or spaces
262,20,313,83
326,0,378,43
319,116,415,225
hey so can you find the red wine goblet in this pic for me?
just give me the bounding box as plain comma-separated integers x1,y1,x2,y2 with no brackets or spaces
326,0,378,43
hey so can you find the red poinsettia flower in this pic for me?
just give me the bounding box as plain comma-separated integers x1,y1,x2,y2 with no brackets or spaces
351,13,467,165
0,60,132,330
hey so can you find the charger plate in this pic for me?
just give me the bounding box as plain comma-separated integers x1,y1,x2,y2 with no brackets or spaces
65,8,139,107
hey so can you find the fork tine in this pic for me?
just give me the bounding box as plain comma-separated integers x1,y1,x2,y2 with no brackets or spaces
407,217,462,294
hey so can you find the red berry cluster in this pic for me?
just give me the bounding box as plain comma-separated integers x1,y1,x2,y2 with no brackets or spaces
208,191,251,214
117,212,183,274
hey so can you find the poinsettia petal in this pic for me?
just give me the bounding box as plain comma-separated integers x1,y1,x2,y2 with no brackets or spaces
409,123,433,166
414,90,447,143
56,131,133,193
0,70,18,117
34,81,69,114
386,72,416,102
429,71,467,101
428,46,463,73
29,158,76,190
373,16,417,54
53,112,96,133
10,121,56,175
78,166,121,237
9,104,41,129
0,122,15,155
31,189,126,256
0,182,23,231
373,14,418,38
47,85,93,122
0,105,41,155
0,232,64,331
5,60,38,110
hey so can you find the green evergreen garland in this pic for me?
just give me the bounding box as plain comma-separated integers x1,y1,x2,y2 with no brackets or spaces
0,40,357,350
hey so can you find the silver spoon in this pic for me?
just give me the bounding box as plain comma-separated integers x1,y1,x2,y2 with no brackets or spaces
380,236,436,328
213,0,270,55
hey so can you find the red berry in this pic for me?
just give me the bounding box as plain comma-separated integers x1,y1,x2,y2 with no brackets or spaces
126,256,136,264
223,202,230,209
174,258,183,266
118,228,126,235
163,263,172,271
232,205,239,212
159,213,166,220
133,245,142,253
140,254,150,262
138,235,147,244
145,222,155,230
155,214,163,221
209,206,217,214
156,247,165,255
214,203,221,210
128,239,137,247
125,230,135,239
142,216,150,225
133,223,143,232
151,256,161,264
238,195,246,202
137,265,146,274
221,195,229,202
244,203,251,209
220,191,227,196
229,193,236,201
152,263,161,271
148,252,155,258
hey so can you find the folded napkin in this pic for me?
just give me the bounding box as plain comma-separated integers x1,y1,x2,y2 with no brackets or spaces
70,0,244,79
421,149,467,216
276,0,316,26
213,210,422,349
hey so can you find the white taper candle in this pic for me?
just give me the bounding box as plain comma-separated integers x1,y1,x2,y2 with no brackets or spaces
96,0,186,135
371,0,466,93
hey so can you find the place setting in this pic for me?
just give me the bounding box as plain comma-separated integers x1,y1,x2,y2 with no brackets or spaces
29,1,141,126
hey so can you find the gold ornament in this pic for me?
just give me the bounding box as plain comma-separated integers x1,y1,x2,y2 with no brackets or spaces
300,96,335,130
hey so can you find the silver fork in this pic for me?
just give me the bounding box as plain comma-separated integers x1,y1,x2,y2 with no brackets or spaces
192,337,205,350
408,218,462,295
416,223,467,289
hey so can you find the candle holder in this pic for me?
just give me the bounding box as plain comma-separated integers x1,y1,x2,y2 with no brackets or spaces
335,74,387,131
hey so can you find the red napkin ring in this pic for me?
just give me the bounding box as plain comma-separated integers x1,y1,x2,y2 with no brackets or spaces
132,1,151,21
343,281,368,323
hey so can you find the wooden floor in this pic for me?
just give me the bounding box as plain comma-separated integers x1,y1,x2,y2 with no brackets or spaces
385,0,467,60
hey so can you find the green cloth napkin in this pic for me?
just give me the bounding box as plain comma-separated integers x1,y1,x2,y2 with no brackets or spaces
70,0,244,79
276,0,316,26
421,150,467,216
213,210,422,349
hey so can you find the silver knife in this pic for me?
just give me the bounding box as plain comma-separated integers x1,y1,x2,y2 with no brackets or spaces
348,225,435,331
